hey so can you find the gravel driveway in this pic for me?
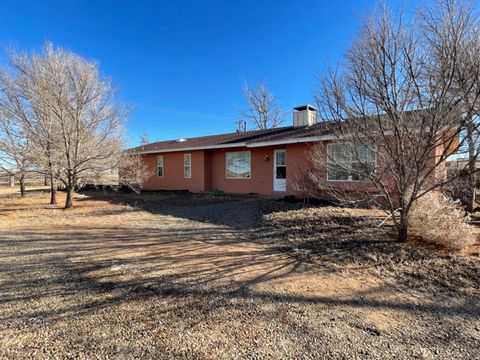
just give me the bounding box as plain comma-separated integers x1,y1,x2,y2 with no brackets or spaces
0,190,479,359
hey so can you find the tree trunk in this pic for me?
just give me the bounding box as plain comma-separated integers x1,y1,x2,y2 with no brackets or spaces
397,224,408,243
9,175,14,187
467,167,476,212
397,209,409,242
49,175,57,205
46,153,56,205
65,187,74,209
466,118,476,212
64,169,75,209
19,174,26,197
48,166,57,205
50,186,57,205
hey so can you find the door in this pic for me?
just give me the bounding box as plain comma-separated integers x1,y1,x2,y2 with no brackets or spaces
273,149,287,192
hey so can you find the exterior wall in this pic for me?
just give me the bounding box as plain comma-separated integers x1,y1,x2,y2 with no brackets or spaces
142,150,207,192
204,151,212,191
285,143,313,194
285,142,380,197
209,146,280,194
141,145,308,195
140,141,448,197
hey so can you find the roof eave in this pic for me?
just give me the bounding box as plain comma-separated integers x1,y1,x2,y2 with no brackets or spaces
134,135,336,154
245,135,335,148
136,142,248,154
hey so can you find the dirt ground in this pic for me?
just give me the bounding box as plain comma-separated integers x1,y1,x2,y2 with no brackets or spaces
0,186,479,359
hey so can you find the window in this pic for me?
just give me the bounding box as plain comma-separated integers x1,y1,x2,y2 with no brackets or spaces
275,150,286,179
327,143,375,181
157,155,164,177
226,151,251,179
184,153,191,178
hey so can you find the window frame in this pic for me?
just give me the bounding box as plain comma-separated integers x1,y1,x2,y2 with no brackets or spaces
326,143,376,182
157,155,164,177
184,153,192,179
274,149,287,180
225,151,252,179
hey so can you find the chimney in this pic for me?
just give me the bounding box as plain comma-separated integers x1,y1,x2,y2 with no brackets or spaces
293,105,317,127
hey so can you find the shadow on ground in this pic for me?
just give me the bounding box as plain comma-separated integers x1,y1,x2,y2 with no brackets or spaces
1,189,480,358
1,221,478,324
78,189,297,229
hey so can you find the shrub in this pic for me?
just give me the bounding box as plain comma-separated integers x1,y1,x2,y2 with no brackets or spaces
210,188,225,197
443,168,472,205
409,192,477,251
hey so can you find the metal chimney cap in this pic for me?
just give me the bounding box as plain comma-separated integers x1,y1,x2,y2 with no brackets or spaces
293,105,317,112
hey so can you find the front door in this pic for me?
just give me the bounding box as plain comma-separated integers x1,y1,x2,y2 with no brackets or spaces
273,149,287,192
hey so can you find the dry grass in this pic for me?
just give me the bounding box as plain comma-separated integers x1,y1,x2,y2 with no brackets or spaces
410,192,478,251
259,204,480,296
0,186,133,229
0,186,479,359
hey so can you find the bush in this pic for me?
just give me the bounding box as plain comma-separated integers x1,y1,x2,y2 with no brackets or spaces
409,192,477,251
210,188,225,197
443,168,474,205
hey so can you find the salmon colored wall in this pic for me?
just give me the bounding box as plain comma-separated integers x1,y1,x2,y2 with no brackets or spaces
142,150,207,192
285,142,380,195
141,145,310,195
204,151,212,191
285,143,313,194
207,143,381,195
209,146,280,194
140,141,447,197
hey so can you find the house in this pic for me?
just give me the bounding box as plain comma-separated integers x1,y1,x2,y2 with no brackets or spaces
132,105,451,196
133,105,330,195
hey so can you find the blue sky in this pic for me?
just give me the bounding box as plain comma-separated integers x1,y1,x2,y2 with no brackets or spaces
0,0,407,146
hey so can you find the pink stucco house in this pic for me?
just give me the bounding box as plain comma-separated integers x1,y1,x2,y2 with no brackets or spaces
132,105,452,196
133,105,335,195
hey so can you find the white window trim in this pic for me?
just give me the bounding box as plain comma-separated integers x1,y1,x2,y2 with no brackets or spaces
273,149,287,192
225,151,252,179
184,153,192,179
326,143,376,182
274,149,287,180
157,155,164,177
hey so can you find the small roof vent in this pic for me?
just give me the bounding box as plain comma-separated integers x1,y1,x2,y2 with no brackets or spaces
176,138,187,143
235,120,247,132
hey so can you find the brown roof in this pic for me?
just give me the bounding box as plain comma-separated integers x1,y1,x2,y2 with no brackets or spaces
132,123,333,153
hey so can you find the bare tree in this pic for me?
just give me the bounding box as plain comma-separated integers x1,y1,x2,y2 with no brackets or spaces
119,150,153,193
1,51,64,205
420,0,480,212
290,171,318,206
0,116,31,197
0,77,33,197
309,3,480,242
6,44,128,209
239,79,285,129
